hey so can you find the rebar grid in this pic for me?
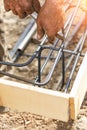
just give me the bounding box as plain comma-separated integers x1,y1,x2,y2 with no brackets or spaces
0,0,87,93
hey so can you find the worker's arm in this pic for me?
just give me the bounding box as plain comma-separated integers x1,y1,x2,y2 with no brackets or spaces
3,0,65,41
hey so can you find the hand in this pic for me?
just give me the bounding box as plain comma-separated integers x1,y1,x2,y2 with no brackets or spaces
4,0,41,18
37,0,65,41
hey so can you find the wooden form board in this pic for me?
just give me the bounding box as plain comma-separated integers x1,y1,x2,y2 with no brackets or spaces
0,52,87,122
0,79,70,122
69,52,87,120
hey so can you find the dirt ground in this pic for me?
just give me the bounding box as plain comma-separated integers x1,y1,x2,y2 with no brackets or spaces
0,0,87,130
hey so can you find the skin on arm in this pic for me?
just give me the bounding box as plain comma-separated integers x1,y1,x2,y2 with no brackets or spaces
3,0,65,41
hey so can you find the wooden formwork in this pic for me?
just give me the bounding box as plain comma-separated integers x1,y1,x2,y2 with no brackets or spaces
0,52,87,122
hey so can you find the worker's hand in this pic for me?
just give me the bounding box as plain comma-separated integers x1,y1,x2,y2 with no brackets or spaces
37,0,65,41
4,0,41,18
